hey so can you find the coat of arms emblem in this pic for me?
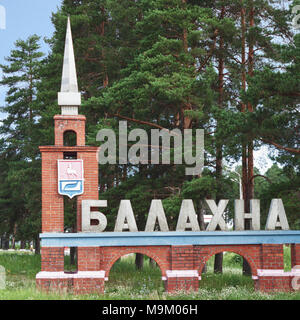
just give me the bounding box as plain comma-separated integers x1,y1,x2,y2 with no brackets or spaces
58,160,84,198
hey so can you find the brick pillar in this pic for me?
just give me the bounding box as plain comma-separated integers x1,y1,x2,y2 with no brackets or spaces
38,150,66,293
36,247,69,293
291,244,300,268
74,247,104,294
37,111,100,295
257,244,289,292
261,244,284,269
41,151,64,233
166,246,199,292
41,247,64,272
291,244,300,291
77,247,100,271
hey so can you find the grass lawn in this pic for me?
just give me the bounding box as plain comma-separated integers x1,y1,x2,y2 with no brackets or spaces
0,250,299,300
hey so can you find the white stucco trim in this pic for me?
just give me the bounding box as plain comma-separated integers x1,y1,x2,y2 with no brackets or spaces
36,271,106,279
255,268,300,277
58,92,81,106
165,270,201,280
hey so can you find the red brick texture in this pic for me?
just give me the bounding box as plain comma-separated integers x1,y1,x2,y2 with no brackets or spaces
39,146,99,233
37,113,101,294
165,278,199,292
40,151,64,233
36,277,104,295
77,247,101,271
54,115,86,146
291,244,300,268
260,244,284,269
73,278,104,295
41,247,64,272
37,278,72,294
37,243,300,294
100,246,171,278
255,276,292,292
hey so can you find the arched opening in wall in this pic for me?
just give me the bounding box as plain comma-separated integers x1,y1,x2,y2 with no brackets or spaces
63,130,77,146
106,253,164,298
200,252,253,291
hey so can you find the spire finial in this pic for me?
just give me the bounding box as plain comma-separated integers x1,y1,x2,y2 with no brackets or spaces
58,16,81,115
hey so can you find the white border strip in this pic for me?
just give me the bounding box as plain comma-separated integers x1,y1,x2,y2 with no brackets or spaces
166,270,201,280
255,268,300,277
36,271,106,280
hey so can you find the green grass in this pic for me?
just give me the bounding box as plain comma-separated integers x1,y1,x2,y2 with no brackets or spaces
0,251,40,278
105,255,164,297
0,250,299,300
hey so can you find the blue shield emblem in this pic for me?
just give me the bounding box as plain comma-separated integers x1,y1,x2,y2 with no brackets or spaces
58,160,84,198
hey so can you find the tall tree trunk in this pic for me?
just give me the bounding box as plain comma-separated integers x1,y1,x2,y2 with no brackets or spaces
70,247,76,266
214,6,225,274
247,2,255,203
180,0,193,130
242,3,255,276
101,6,109,88
238,2,256,276
215,145,224,274
20,240,26,249
70,222,77,267
11,222,17,250
3,233,9,250
213,220,223,273
34,235,40,255
240,3,252,275
241,3,248,208
198,201,207,273
135,253,144,270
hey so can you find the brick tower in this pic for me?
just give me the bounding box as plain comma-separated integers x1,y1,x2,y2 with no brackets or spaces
36,17,100,293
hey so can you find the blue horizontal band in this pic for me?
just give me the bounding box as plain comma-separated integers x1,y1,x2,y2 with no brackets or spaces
40,230,300,247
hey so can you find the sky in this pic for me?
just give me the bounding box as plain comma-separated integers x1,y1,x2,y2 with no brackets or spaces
0,0,62,109
0,0,275,174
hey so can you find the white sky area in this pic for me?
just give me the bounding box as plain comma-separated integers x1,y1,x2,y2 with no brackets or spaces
0,0,61,109
244,146,275,174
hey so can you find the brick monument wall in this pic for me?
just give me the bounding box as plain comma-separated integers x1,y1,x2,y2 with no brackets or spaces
36,113,300,295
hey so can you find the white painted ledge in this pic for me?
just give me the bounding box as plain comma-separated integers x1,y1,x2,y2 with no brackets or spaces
58,92,81,106
36,271,106,280
165,270,201,280
253,268,300,278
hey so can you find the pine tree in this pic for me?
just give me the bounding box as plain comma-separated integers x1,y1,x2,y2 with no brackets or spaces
0,35,44,251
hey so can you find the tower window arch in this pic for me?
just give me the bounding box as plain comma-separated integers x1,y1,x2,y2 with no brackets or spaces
63,130,77,146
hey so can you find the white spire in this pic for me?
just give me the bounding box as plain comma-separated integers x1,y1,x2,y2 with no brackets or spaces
58,16,81,115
